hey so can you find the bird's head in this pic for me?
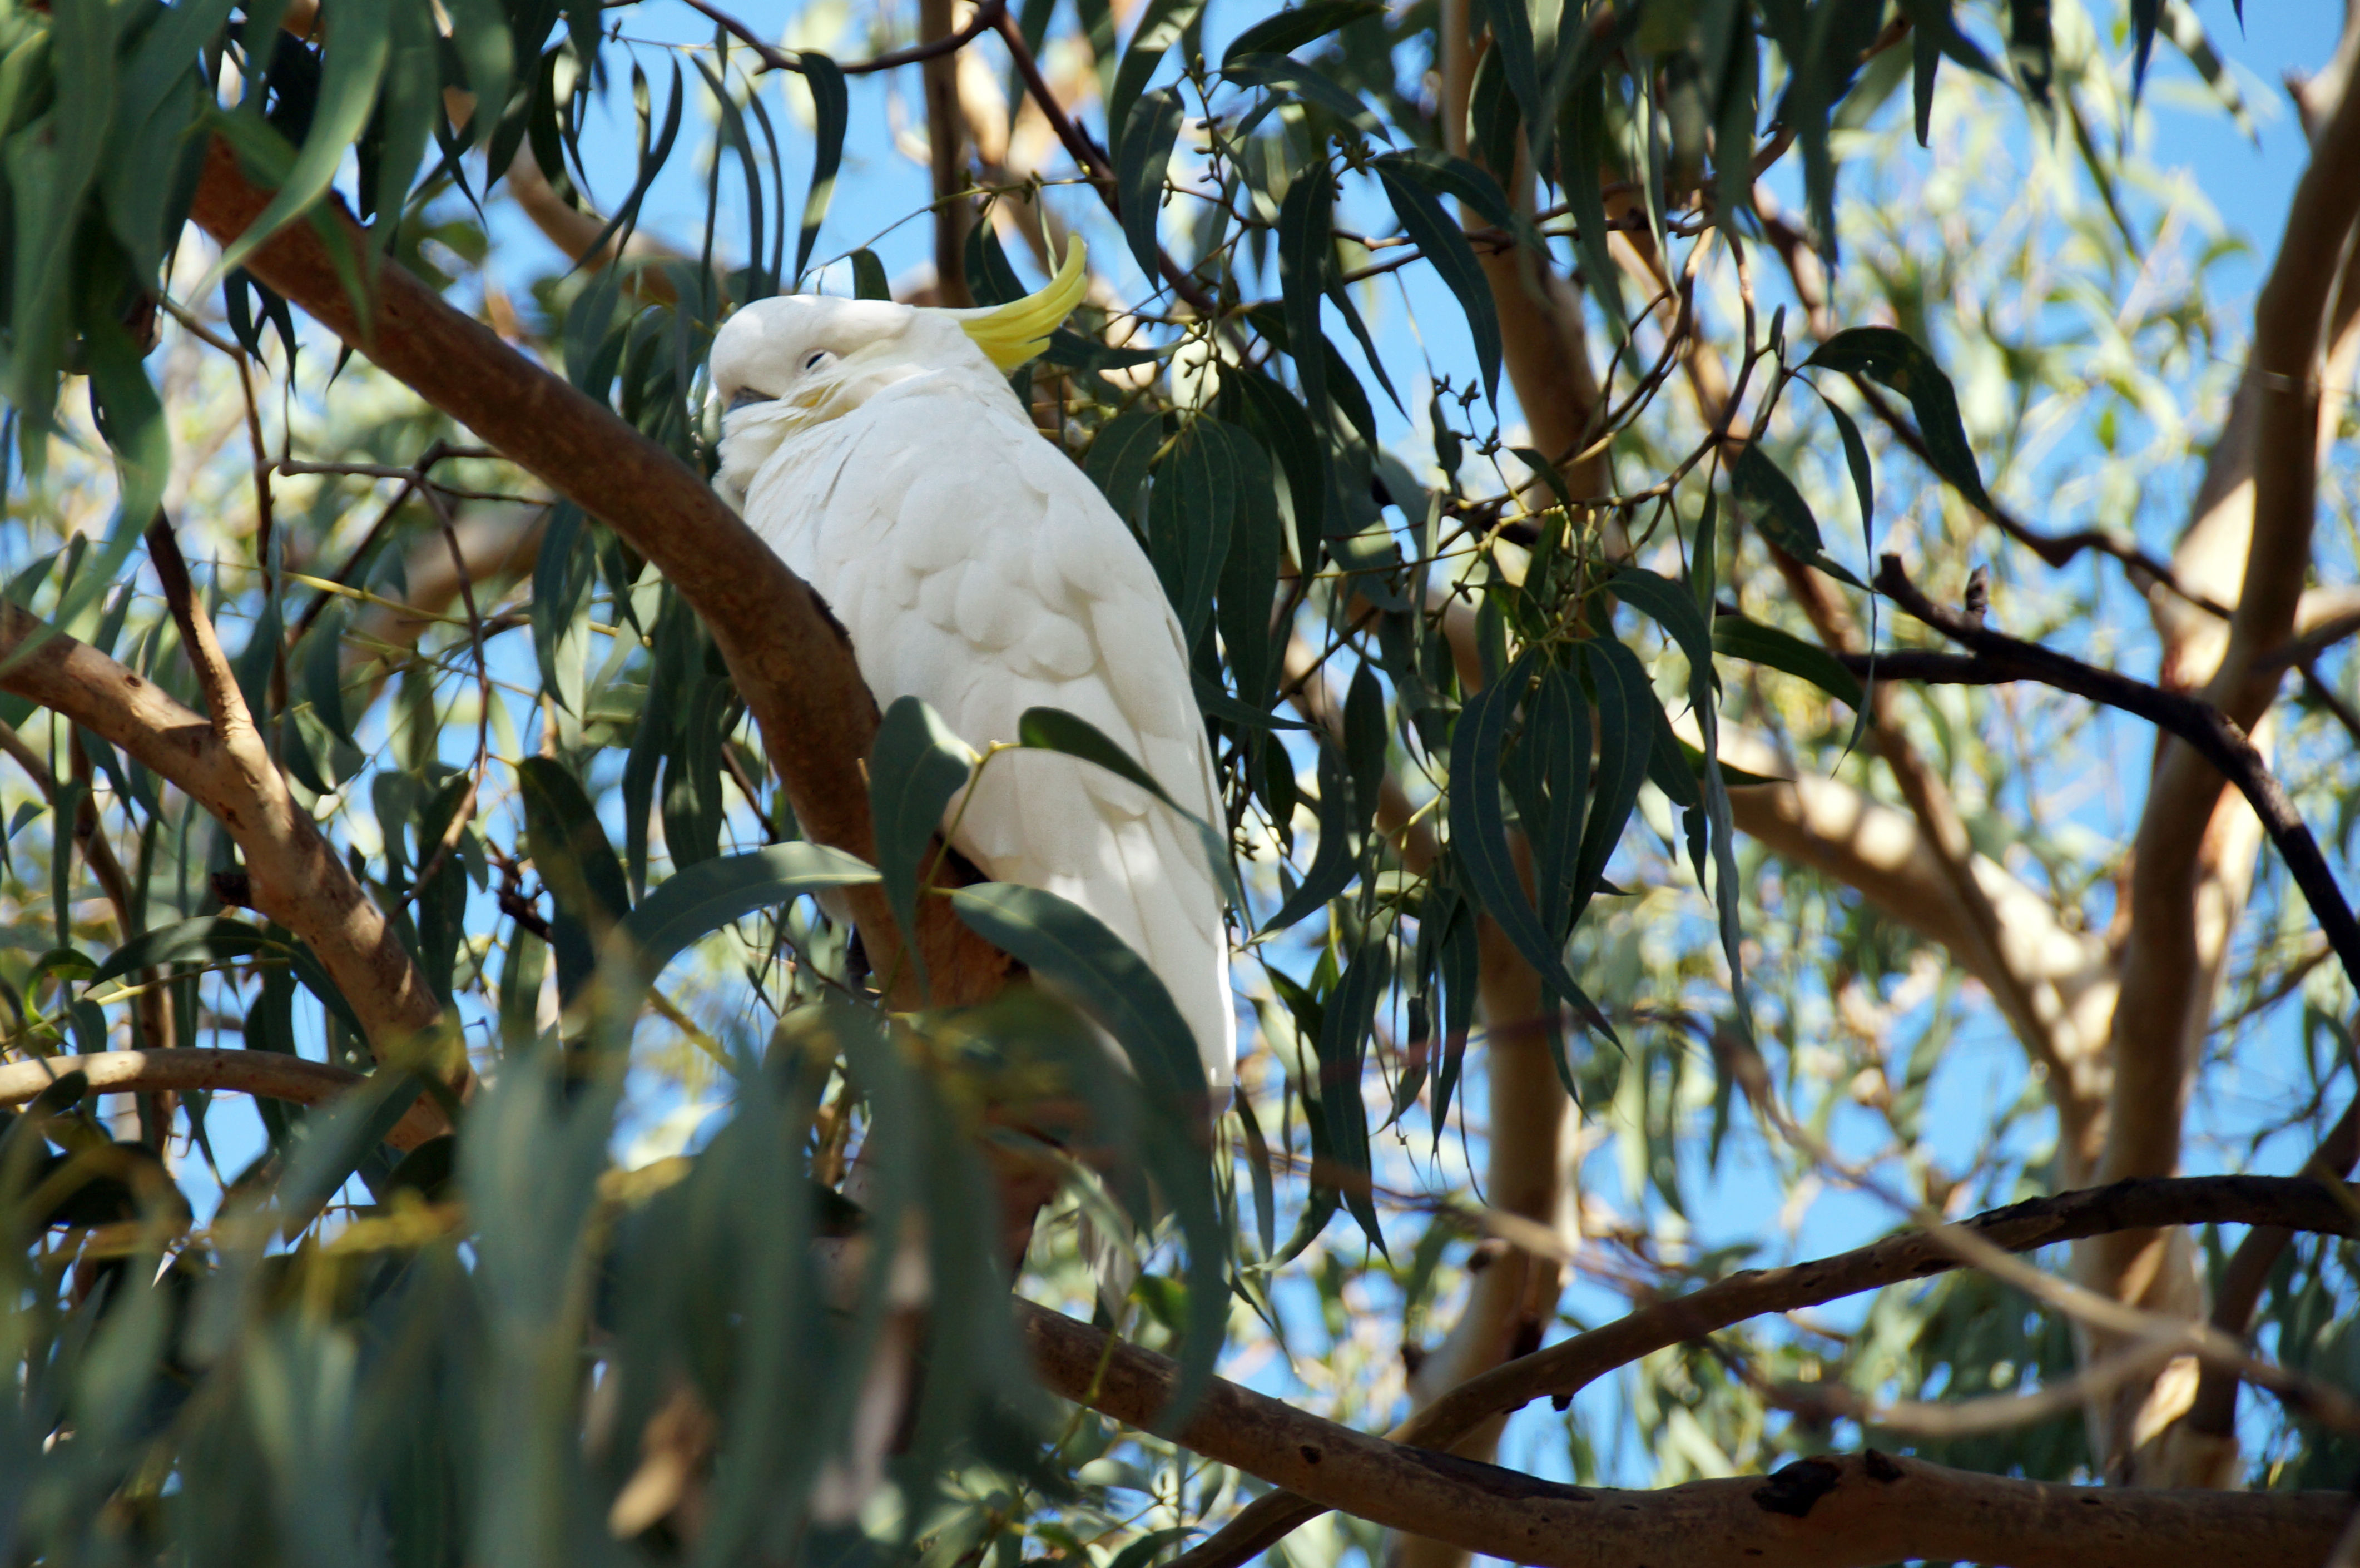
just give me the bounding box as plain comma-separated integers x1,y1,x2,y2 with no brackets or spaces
710,239,1087,509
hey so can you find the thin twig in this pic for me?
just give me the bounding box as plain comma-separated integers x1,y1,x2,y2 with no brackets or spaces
406,481,493,901
683,0,1009,76
989,8,1222,319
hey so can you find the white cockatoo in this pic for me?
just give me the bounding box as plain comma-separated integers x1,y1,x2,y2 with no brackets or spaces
707,244,1236,1101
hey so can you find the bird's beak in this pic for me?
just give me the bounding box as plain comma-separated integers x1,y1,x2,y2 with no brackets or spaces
727,388,775,411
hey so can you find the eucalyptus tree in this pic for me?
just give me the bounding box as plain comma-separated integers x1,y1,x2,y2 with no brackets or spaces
0,0,2353,1562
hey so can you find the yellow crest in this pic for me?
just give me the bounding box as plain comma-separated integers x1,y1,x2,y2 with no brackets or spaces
950,237,1088,370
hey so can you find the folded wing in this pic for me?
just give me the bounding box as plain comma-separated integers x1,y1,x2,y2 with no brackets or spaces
740,379,1237,1094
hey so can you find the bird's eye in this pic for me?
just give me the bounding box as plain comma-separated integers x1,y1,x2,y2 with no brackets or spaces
802,349,836,373
727,386,774,411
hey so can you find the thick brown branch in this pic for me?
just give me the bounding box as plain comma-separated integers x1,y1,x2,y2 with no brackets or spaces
0,1049,441,1150
0,601,449,1090
1024,1295,2349,1568
186,136,1010,1010
1172,1175,2360,1567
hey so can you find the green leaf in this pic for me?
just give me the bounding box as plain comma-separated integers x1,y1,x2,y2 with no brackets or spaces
1823,395,1876,540
1448,654,1614,1041
1371,161,1500,405
1084,408,1163,522
1232,1094,1278,1258
1232,365,1327,568
1258,745,1357,935
364,0,439,226
1729,442,1863,587
1117,86,1184,285
442,0,515,137
617,844,877,986
562,59,684,285
949,884,1205,1108
1210,420,1283,704
794,52,847,285
87,917,270,990
867,696,978,995
1019,704,1236,902
276,1066,428,1236
1042,329,1163,372
1223,54,1390,143
1525,665,1588,941
1105,0,1204,168
964,218,1027,306
1277,169,1333,419
1475,0,1541,140
299,602,355,748
1147,421,1234,646
1373,147,1520,237
1805,326,1997,519
1574,640,1649,912
206,0,393,287
1221,1,1383,64
519,755,631,1004
1712,615,1865,708
1555,73,1625,331
848,245,891,300
1018,707,1178,811
1316,937,1389,1253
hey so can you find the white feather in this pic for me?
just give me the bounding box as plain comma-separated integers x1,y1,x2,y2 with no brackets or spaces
708,300,1236,1099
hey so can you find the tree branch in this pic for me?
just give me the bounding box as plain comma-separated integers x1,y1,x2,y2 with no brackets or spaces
185,135,1012,1011
0,589,450,1096
1171,1174,2360,1567
1870,557,2360,1004
1024,1261,2351,1568
0,1049,441,1150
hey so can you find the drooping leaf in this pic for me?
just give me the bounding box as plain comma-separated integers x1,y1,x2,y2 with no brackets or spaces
1211,422,1283,706
1085,408,1164,523
1105,0,1204,167
1555,73,1625,331
1447,652,1615,1041
1146,420,1234,646
794,52,847,285
1573,639,1650,914
1710,615,1865,708
206,0,394,286
1259,745,1359,935
617,844,878,989
1805,326,1997,519
1728,442,1863,587
1371,160,1500,405
87,918,271,989
1277,169,1333,420
1223,54,1390,143
519,755,631,1003
1475,0,1541,140
1232,365,1328,568
951,882,1203,1105
1316,937,1389,1253
1117,86,1184,281
1222,1,1384,64
867,696,978,995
